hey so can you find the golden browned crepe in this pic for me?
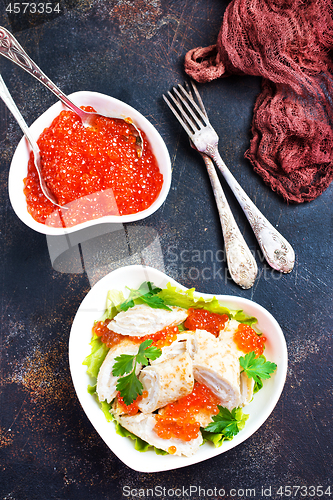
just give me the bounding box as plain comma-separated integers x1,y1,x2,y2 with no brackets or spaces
219,319,255,405
190,329,242,410
138,352,194,413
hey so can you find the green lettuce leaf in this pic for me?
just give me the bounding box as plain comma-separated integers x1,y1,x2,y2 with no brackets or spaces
115,421,167,454
157,283,260,326
157,283,231,315
88,384,167,454
83,334,109,379
201,429,227,448
87,384,114,421
99,289,126,321
232,310,258,326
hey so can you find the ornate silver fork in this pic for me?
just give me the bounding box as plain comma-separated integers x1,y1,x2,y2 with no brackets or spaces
179,82,258,289
163,82,295,274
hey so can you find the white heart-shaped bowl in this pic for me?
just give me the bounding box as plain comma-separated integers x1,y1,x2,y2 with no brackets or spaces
69,265,288,472
8,92,172,235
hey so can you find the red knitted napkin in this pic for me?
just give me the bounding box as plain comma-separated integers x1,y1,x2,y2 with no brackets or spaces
184,0,333,203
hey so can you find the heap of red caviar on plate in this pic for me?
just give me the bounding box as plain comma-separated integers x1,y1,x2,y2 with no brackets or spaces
23,107,163,227
84,282,277,457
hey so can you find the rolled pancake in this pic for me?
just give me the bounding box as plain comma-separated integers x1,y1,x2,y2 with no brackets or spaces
240,371,254,406
118,413,203,457
107,304,188,337
219,318,243,345
190,329,241,410
96,338,140,404
138,352,194,413
151,332,194,365
219,319,255,406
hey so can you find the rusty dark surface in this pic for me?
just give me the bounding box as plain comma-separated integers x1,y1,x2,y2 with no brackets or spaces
0,1,332,499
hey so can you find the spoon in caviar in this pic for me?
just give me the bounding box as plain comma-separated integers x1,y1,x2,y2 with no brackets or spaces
0,73,63,208
0,27,143,155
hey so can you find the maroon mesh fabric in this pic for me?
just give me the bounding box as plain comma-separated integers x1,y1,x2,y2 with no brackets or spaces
184,0,333,203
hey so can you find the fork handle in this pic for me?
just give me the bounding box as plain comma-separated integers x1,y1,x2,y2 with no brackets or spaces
202,153,258,289
207,146,295,273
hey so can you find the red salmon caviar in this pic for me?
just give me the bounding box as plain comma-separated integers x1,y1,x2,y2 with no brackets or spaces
93,322,179,350
154,382,220,441
133,325,179,348
233,323,266,356
117,391,148,416
184,308,229,337
92,320,124,348
23,108,163,227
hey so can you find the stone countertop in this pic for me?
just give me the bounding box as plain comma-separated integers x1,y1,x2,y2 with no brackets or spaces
0,1,332,498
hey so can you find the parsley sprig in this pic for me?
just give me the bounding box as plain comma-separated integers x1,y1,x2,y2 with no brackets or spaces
120,281,171,312
204,406,248,438
112,339,162,405
240,351,277,392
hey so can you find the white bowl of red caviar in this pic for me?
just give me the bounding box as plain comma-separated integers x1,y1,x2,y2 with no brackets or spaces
8,91,172,235
69,265,288,473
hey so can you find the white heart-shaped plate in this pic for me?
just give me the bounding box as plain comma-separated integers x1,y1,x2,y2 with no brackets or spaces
8,92,171,235
69,265,288,472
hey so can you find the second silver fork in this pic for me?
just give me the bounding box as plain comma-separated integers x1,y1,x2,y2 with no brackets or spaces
175,83,258,289
164,82,295,275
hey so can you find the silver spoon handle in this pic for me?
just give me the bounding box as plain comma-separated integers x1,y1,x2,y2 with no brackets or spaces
0,73,37,153
0,27,84,118
202,153,258,289
0,72,63,207
208,145,295,273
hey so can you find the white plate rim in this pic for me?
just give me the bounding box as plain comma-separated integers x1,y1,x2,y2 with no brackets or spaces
8,91,172,235
68,264,288,473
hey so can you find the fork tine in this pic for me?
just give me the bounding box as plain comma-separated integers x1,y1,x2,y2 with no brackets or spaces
184,81,196,105
162,93,195,137
170,86,204,132
163,83,211,140
175,84,209,129
184,80,208,121
189,80,209,119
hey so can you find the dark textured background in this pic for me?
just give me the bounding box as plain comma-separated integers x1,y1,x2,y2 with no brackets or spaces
0,1,332,499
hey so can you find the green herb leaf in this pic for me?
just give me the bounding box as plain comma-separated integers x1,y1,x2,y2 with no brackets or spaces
116,371,144,406
120,281,171,312
112,339,162,405
112,354,136,377
239,352,277,387
136,339,162,366
204,406,249,438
